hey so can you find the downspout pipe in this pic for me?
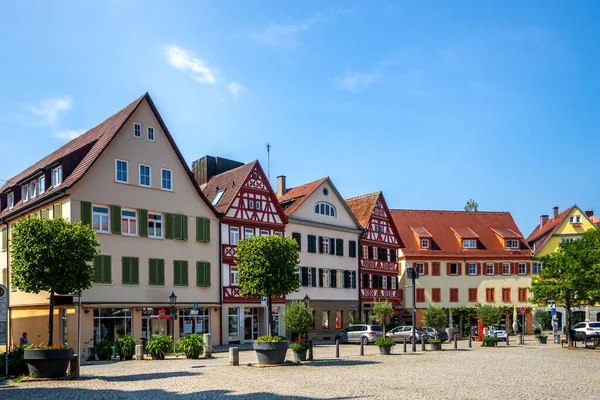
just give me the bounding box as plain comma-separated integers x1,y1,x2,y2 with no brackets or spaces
358,228,367,322
218,213,224,345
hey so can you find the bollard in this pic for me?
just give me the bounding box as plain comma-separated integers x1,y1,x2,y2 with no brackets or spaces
335,339,340,358
521,333,525,345
554,334,560,345
229,347,239,366
468,334,472,348
308,338,313,360
360,341,365,356
135,344,144,360
421,336,426,351
203,334,212,358
68,354,79,377
403,337,407,353
454,335,457,350
506,335,509,346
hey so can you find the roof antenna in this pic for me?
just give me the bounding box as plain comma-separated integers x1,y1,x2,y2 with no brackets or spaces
266,142,271,182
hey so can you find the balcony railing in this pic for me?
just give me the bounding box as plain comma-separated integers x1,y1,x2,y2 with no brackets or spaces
222,245,237,259
361,288,398,299
223,286,285,303
361,259,398,272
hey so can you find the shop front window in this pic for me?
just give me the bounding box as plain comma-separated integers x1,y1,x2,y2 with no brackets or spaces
322,311,330,330
271,307,280,336
228,307,240,342
141,308,173,339
94,308,132,344
179,308,210,337
335,310,343,329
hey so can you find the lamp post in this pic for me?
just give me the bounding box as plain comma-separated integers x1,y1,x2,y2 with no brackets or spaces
303,294,310,306
169,291,177,337
407,267,419,352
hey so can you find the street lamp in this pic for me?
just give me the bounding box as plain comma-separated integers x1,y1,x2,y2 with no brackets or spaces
303,294,310,306
169,291,177,336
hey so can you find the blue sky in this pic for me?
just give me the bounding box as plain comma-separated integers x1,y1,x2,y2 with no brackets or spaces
1,1,599,235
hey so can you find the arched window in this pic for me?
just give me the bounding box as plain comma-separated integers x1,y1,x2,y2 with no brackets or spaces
315,202,336,218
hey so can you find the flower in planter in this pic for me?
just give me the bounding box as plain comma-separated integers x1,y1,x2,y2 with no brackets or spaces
374,337,396,348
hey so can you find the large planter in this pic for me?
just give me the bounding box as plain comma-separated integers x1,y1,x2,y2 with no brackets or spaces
537,336,548,344
429,342,442,351
253,342,288,365
378,345,392,355
293,349,307,362
151,352,165,360
24,348,73,378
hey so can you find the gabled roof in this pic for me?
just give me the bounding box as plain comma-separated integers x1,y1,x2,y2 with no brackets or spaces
526,206,575,243
202,161,256,214
592,216,600,225
410,226,433,238
391,209,531,258
277,177,328,216
344,192,380,228
491,227,521,239
451,227,480,239
1,93,217,220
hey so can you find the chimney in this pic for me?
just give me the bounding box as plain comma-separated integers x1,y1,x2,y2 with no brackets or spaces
585,210,594,217
540,215,549,227
276,175,287,197
552,206,559,219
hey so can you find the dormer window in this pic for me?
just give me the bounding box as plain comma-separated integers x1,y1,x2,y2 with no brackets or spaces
38,175,45,194
7,192,14,209
569,215,582,224
52,166,63,187
29,180,37,199
421,239,430,249
22,185,29,202
463,239,477,249
505,240,519,249
315,202,336,218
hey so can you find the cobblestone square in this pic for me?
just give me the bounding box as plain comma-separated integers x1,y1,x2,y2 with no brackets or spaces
2,341,600,399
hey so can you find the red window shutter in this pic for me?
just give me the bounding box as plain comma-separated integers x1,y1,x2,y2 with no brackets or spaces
432,262,440,276
477,262,482,275
469,288,478,302
424,262,429,276
416,288,425,303
432,288,440,302
450,288,459,302
512,262,518,276
446,263,451,276
494,263,501,276
526,262,531,275
457,262,462,275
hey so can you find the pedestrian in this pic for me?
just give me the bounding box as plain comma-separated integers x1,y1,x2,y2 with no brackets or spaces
20,332,28,346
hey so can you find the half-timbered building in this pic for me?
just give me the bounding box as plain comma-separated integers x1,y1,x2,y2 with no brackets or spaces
197,157,288,344
345,192,404,322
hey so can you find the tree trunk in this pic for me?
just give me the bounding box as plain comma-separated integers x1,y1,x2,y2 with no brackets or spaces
267,296,273,337
566,298,572,348
48,290,55,346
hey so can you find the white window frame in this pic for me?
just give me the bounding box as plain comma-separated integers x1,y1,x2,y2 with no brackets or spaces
274,231,282,237
139,164,152,188
322,268,330,288
321,237,330,254
463,239,476,249
382,276,388,289
373,246,378,260
52,166,63,187
22,185,29,202
374,225,379,232
7,192,14,209
115,159,129,184
391,277,397,290
38,175,45,194
249,200,254,209
121,208,138,236
314,202,337,218
29,181,37,199
230,227,239,245
469,263,477,275
505,239,519,249
133,123,142,138
533,262,542,275
362,245,368,259
337,270,343,288
450,263,458,276
245,228,254,239
518,263,526,275
256,201,261,210
307,268,313,287
416,262,425,276
349,271,356,289
147,126,155,142
261,230,269,237
502,263,510,275
569,215,582,224
486,263,494,275
92,205,110,234
148,212,163,239
231,269,239,286
421,239,429,249
161,168,173,191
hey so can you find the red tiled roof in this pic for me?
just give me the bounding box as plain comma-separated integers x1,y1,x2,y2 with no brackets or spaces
590,216,600,225
201,161,256,214
490,227,521,239
391,209,531,258
410,226,433,238
451,227,480,239
277,177,328,216
344,192,380,228
526,207,574,243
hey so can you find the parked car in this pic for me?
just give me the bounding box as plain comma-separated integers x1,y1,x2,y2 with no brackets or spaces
488,325,507,339
423,327,448,342
334,325,383,345
386,326,428,343
572,322,600,340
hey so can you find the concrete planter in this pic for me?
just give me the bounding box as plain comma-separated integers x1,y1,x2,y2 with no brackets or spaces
429,342,442,351
24,348,73,378
378,345,392,355
293,349,308,362
253,342,288,365
537,336,548,344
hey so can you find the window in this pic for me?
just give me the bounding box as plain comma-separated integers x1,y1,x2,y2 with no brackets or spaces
52,166,62,187
274,231,282,237
212,189,225,206
92,205,110,233
463,239,476,249
245,228,254,239
121,257,139,285
230,227,239,245
22,185,28,202
502,288,511,302
421,239,430,249
166,213,188,240
372,246,378,260
260,230,269,237
362,245,368,259
307,267,314,287
561,237,581,243
450,288,459,302
486,288,495,302
505,240,519,249
161,168,173,191
180,307,209,336
196,261,211,287
93,255,112,283
380,276,387,289
7,192,13,209
147,126,155,141
518,288,528,302
249,200,254,209
139,164,151,187
256,201,261,210
148,213,163,238
314,202,336,217
335,311,343,329
322,311,330,330
468,288,478,302
134,123,141,138
231,268,239,285
38,176,45,194
486,263,494,275
449,263,458,276
362,273,370,288
432,288,441,302
174,260,189,286
349,271,356,289
116,160,128,183
469,263,477,275
374,225,379,232
416,288,425,303
518,263,526,275
416,262,425,276
533,262,542,275
29,180,37,199
336,270,343,288
148,259,165,285
502,263,510,275
390,276,397,289
121,209,137,236
320,237,330,254
569,215,582,224
322,269,330,288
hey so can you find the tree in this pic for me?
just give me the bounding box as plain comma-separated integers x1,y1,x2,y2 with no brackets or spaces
283,301,313,342
531,227,600,347
11,217,100,346
369,301,394,336
464,199,479,212
476,305,503,328
533,309,551,331
236,235,300,337
422,306,447,329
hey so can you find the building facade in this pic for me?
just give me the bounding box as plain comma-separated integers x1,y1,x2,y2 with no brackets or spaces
345,192,404,322
0,93,221,354
198,158,288,345
391,210,533,335
277,176,362,340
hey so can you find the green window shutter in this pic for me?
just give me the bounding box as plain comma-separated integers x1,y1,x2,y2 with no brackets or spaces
204,218,210,242
196,262,205,286
149,259,157,285
53,203,62,219
103,256,112,283
205,262,211,286
1,228,6,252
182,261,188,285
196,217,203,242
132,258,139,284
182,215,188,241
122,257,131,284
93,256,102,282
139,209,148,237
81,201,92,226
174,215,182,240
165,213,173,239
174,261,181,285
157,259,164,285
95,255,111,283
111,205,121,234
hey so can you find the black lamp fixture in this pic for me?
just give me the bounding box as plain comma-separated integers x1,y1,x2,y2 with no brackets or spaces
303,294,310,306
169,291,177,307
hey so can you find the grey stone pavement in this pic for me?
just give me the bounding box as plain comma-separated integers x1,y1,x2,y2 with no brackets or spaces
2,337,600,399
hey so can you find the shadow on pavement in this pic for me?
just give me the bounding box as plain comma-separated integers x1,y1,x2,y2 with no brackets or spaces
79,371,200,382
306,359,379,367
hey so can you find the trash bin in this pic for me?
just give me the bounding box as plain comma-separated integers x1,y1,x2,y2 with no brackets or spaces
140,337,148,354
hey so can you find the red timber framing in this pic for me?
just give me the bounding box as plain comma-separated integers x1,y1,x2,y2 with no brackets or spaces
346,192,404,306
203,161,288,304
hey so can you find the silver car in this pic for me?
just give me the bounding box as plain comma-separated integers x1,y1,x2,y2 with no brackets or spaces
335,324,383,345
386,326,428,344
488,325,507,339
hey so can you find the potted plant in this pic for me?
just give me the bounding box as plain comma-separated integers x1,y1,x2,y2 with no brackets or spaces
482,336,499,347
94,338,114,361
146,336,174,360
116,335,136,361
10,218,99,378
0,345,29,376
536,334,548,344
428,338,442,351
176,334,205,359
283,301,313,361
236,236,300,365
375,337,396,354
422,305,448,348
369,301,394,336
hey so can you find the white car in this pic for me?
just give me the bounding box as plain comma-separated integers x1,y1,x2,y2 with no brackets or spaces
488,325,507,339
572,322,600,340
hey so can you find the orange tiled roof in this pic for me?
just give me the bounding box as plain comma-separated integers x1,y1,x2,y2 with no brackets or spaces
591,216,600,225
201,161,256,214
526,207,574,243
410,226,433,238
451,227,480,239
490,227,521,239
277,177,328,216
344,192,380,228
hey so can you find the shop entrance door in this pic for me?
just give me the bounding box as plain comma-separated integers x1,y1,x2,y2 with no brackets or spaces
244,308,259,343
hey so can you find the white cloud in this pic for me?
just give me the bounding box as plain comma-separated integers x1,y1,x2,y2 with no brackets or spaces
335,72,380,93
28,96,72,126
165,46,216,84
228,82,248,98
54,129,85,141
247,13,322,50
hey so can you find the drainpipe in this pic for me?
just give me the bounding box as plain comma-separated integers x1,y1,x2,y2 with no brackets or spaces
218,213,223,346
358,228,367,322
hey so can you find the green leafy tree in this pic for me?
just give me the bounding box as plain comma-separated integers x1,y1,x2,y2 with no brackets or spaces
369,301,394,336
464,199,479,212
476,305,503,328
531,228,600,346
533,309,551,331
422,306,447,329
236,235,300,337
11,218,100,345
283,301,313,341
